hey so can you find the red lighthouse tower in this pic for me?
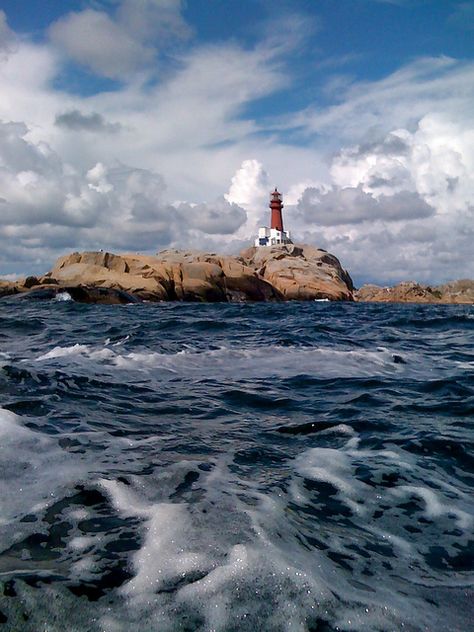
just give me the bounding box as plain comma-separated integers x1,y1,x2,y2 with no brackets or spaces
254,187,292,247
270,188,284,232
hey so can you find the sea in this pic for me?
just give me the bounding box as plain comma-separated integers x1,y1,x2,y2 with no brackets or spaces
0,298,473,632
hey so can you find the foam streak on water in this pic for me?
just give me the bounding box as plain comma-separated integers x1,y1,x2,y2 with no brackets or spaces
0,301,473,631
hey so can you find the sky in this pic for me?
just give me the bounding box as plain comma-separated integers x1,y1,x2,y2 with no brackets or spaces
0,0,473,286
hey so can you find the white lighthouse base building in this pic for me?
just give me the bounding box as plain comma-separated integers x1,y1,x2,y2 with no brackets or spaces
254,226,292,247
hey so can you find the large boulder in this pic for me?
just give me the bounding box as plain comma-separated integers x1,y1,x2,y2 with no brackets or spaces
122,251,280,302
52,251,129,275
51,260,167,300
45,249,281,302
240,244,354,301
0,280,19,298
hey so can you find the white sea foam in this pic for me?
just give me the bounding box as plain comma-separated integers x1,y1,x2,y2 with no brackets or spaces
31,342,436,382
97,466,335,631
0,408,88,546
1,431,466,631
393,485,473,530
36,344,115,362
55,291,72,302
0,352,11,369
69,535,95,552
93,452,450,631
296,447,359,497
294,439,474,588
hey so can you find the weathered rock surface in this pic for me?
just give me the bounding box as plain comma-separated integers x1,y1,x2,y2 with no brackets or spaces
48,249,282,303
356,280,474,304
0,280,19,299
19,249,277,303
240,244,354,301
0,245,353,303
2,248,472,304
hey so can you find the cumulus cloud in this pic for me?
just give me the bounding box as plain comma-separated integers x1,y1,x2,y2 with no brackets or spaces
298,186,434,225
0,120,111,228
55,110,122,133
225,159,270,238
179,198,247,235
48,0,190,79
289,109,474,284
330,114,474,216
0,119,249,275
226,159,269,208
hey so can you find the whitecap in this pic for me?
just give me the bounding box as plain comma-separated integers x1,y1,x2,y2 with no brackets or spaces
31,343,430,382
55,291,72,302
0,408,88,547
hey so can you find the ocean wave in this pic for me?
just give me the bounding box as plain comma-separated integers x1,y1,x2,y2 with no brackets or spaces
31,343,435,382
0,408,88,547
1,301,473,631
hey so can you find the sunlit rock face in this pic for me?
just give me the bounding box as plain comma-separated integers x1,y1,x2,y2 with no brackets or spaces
240,244,354,301
3,248,474,304
0,246,355,303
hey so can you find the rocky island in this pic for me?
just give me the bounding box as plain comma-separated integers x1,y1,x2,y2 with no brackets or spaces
1,246,472,305
356,280,474,305
0,245,354,304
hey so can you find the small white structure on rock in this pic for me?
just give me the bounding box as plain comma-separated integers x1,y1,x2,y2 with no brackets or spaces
255,188,292,247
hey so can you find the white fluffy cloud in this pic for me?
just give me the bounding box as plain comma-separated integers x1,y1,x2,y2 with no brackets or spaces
225,159,270,239
282,58,474,285
290,110,474,284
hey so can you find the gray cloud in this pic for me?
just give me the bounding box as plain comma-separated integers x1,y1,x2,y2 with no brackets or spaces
55,110,122,133
48,0,190,79
179,197,247,235
298,186,434,226
355,133,411,158
0,119,247,276
336,216,473,287
49,9,155,79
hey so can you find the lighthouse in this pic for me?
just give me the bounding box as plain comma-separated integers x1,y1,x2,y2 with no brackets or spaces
255,188,292,247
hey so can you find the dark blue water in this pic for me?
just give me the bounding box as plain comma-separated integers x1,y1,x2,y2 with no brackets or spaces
0,299,473,631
